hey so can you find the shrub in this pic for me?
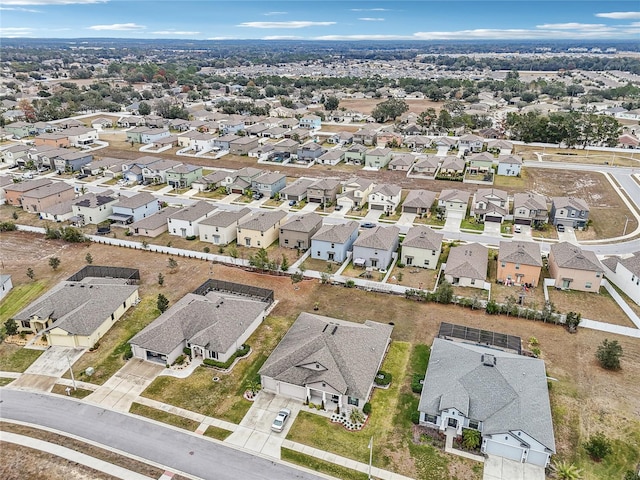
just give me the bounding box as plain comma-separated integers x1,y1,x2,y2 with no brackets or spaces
350,409,365,424
0,222,17,232
345,279,355,288
202,344,250,370
397,262,405,268
531,347,541,357
183,347,192,357
410,411,421,425
596,338,623,370
584,432,612,461
411,373,425,393
186,235,197,241
173,355,186,366
4,319,18,336
485,299,500,314
89,341,100,352
363,402,372,415
203,246,210,253
374,370,392,386
123,346,133,360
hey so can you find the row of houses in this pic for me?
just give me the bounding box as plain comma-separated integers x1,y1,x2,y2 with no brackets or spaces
2,143,94,173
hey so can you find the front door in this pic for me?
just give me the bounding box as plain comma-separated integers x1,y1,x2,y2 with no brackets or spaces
447,418,458,428
562,279,571,289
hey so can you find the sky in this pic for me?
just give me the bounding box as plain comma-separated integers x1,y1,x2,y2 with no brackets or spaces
1,0,639,41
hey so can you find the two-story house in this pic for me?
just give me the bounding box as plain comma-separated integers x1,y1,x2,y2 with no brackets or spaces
20,181,75,214
548,242,604,292
279,178,315,203
252,172,287,198
438,189,471,219
166,164,203,189
72,192,119,225
229,136,260,156
471,188,509,224
602,252,640,306
550,197,590,229
278,213,323,250
458,133,484,153
344,143,368,165
401,225,443,270
513,193,548,227
467,152,495,175
224,167,264,194
497,241,542,287
297,142,326,163
352,225,400,270
299,114,321,130
199,207,252,245
497,155,523,176
368,184,402,213
336,177,376,211
307,178,341,204
110,192,160,226
141,159,182,185
311,221,360,263
237,210,287,248
365,147,393,169
167,201,217,237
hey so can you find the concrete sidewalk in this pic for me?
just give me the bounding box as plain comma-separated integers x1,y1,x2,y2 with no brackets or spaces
1,431,155,480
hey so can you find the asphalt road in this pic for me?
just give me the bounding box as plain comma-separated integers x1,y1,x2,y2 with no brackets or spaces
0,390,324,480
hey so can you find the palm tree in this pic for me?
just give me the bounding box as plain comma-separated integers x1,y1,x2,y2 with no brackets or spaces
551,460,582,480
461,428,481,450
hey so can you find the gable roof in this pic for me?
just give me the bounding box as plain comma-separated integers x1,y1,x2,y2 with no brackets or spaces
514,192,547,211
444,243,488,281
312,221,359,244
280,213,322,233
498,241,542,267
169,201,216,222
280,178,315,197
74,192,117,208
498,154,523,165
403,225,443,250
238,210,287,231
130,291,268,355
371,184,401,197
114,192,157,210
20,181,73,200
602,251,640,277
353,225,399,250
309,178,340,191
439,189,471,204
259,312,393,399
199,208,251,228
130,207,180,231
389,154,416,167
253,172,286,185
419,338,555,453
552,197,589,211
550,242,603,272
403,190,437,209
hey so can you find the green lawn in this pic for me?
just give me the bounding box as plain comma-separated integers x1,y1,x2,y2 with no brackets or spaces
460,218,484,231
0,345,43,372
0,377,15,386
281,448,368,480
141,315,294,423
50,384,94,399
129,402,200,431
0,281,49,324
203,425,232,441
573,433,640,480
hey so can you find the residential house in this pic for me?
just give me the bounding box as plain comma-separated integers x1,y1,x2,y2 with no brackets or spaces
130,207,180,238
3,178,53,206
467,152,495,175
249,143,274,159
229,136,259,156
259,312,393,411
353,128,377,146
401,225,443,269
0,275,13,302
33,132,70,148
0,176,13,205
1,144,30,166
279,213,323,250
317,149,345,166
20,181,75,214
439,156,466,177
273,138,300,155
177,131,216,152
168,201,217,237
237,210,287,248
369,184,402,213
327,131,354,145
487,139,514,155
252,172,287,198
388,153,415,171
458,133,484,153
130,286,271,365
166,164,203,188
109,192,160,226
471,188,509,224
192,171,227,192
497,241,542,287
418,337,555,467
352,225,400,269
438,189,471,218
403,135,431,150
213,134,240,151
279,178,315,202
344,143,368,165
376,131,403,147
307,178,341,204
40,197,78,223
297,142,326,163
65,126,98,147
141,159,182,185
513,193,548,227
444,243,488,288
224,167,264,194
199,208,252,245
11,272,139,348
402,190,437,216
126,127,170,145
311,221,360,263
299,114,321,130
548,242,604,292
602,252,640,306
365,147,393,169
497,155,523,176
5,121,36,139
51,150,93,173
284,127,310,142
550,197,590,229
72,192,118,225
432,136,457,150
336,177,376,211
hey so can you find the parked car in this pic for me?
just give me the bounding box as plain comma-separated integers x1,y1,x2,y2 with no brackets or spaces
514,225,522,233
334,205,343,211
556,224,565,232
271,408,291,433
289,200,296,206
361,222,376,229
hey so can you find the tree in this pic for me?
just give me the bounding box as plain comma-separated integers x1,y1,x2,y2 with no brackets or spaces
461,428,481,450
4,318,18,337
157,272,165,286
157,293,169,313
249,248,270,271
623,470,640,480
435,281,453,304
596,338,623,370
49,257,60,271
565,311,581,333
417,108,437,131
85,252,93,264
323,95,339,111
583,432,612,461
280,254,289,272
167,257,178,272
551,460,583,480
371,98,409,123
26,267,35,280
138,101,151,116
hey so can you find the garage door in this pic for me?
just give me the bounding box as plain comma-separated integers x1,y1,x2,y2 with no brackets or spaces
484,439,523,462
371,204,384,210
514,218,531,225
485,215,502,223
403,207,418,214
279,382,306,401
308,197,322,203
231,188,243,194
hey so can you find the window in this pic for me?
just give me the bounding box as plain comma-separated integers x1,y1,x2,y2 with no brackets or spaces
501,262,506,268
432,250,436,255
470,279,475,285
468,420,479,430
424,260,430,266
596,273,601,278
284,239,289,245
348,397,359,406
515,264,520,270
406,257,413,265
204,235,208,239
425,414,437,424
21,320,30,329
331,243,335,249
585,282,592,289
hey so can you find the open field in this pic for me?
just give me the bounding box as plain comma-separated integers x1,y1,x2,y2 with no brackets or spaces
549,287,637,328
338,98,443,115
513,144,640,167
0,231,638,478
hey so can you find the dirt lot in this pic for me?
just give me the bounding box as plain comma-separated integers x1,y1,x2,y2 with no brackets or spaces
339,98,443,115
1,231,639,478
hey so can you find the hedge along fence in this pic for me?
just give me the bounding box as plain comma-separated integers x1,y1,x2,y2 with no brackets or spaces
202,344,251,370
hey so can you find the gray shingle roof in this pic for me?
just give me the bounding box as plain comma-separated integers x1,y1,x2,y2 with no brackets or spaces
371,184,401,197
254,172,286,185
238,210,287,232
3,178,51,193
130,207,181,230
514,192,547,211
498,154,523,165
389,154,415,167
353,225,400,250
114,192,157,209
259,313,393,399
552,197,589,211
414,156,440,169
309,178,340,191
12,278,138,336
403,190,437,209
130,291,268,355
312,221,359,244
280,178,315,197
199,208,251,228
280,213,322,233
20,181,73,199
402,225,443,250
439,189,470,204
498,241,542,267
444,243,488,281
169,201,216,222
550,242,603,272
419,338,555,452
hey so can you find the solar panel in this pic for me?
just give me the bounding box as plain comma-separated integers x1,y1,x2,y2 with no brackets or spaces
437,322,522,354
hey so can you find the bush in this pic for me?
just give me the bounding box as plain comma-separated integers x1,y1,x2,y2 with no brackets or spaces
122,344,133,360
374,370,392,386
485,299,500,314
596,338,623,370
0,222,17,232
584,432,612,461
203,247,210,253
411,373,425,393
363,402,372,415
173,355,186,366
345,279,355,288
186,235,197,241
410,411,421,425
202,344,250,370
89,341,100,352
183,347,192,357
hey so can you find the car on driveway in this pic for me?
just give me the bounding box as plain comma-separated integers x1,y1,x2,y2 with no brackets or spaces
289,200,296,206
271,408,291,433
361,222,376,228
556,224,565,232
334,205,343,211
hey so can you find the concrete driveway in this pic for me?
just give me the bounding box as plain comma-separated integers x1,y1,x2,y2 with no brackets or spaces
300,202,319,213
218,193,242,204
397,212,416,227
557,226,578,244
443,210,464,231
364,209,383,221
225,391,301,459
7,346,85,392
484,221,502,235
483,455,545,480
86,359,163,411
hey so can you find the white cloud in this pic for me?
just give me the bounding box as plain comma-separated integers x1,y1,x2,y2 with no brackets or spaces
2,0,105,4
350,8,389,12
207,36,236,40
151,30,200,35
238,21,336,29
1,27,34,36
88,23,145,31
0,6,41,12
358,17,384,22
412,26,630,40
263,11,287,16
262,35,303,40
596,11,640,19
314,34,407,41
536,23,608,30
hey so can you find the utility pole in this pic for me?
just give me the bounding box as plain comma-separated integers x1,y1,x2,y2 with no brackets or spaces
67,355,76,391
368,436,373,480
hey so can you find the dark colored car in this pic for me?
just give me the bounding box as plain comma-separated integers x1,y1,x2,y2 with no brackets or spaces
556,224,565,232
361,222,376,228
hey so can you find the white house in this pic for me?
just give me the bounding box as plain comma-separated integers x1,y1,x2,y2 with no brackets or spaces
497,155,523,176
401,226,443,270
110,192,160,226
0,274,13,302
199,208,252,245
368,184,402,213
72,192,118,225
167,201,217,238
602,253,640,306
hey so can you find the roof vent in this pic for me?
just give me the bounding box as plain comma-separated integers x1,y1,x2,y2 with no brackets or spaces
331,326,338,335
482,354,496,367
322,324,328,333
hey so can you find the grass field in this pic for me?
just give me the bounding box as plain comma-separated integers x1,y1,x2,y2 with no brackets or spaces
129,402,200,431
0,345,43,372
203,425,232,441
281,448,368,480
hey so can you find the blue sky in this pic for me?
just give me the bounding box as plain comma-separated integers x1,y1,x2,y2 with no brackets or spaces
1,0,639,40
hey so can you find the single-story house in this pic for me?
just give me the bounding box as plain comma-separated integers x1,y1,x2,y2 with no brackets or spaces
352,225,400,270
444,243,488,289
439,156,466,177
388,153,416,171
548,242,604,292
497,241,542,287
311,221,360,263
401,225,443,270
402,190,437,216
191,171,227,192
317,149,345,166
279,212,323,251
199,208,252,245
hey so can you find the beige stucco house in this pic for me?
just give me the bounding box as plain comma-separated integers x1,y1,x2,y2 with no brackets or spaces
548,242,604,292
237,210,287,248
199,208,252,245
401,226,443,270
